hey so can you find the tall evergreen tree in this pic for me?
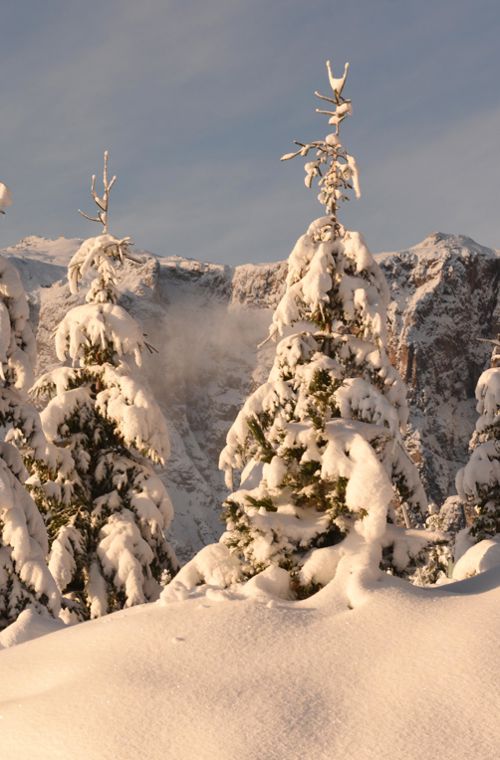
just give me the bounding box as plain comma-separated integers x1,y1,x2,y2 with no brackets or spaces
0,183,60,628
214,61,429,595
30,153,177,620
456,340,500,540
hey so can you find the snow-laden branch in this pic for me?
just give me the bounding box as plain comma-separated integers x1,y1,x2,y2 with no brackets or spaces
281,60,360,230
68,233,141,303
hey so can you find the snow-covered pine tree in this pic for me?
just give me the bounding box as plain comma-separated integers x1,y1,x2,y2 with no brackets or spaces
456,339,500,540
0,184,60,628
214,61,432,596
30,153,177,620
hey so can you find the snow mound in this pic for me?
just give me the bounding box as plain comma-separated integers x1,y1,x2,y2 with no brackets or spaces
0,571,499,759
0,608,64,650
453,538,500,579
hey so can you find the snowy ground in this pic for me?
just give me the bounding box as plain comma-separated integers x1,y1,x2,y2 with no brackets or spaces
0,236,499,759
1,567,499,759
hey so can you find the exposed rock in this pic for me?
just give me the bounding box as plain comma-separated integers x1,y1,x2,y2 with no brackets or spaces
231,260,287,308
377,233,500,502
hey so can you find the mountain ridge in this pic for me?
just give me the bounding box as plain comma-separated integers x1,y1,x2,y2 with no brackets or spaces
1,231,499,557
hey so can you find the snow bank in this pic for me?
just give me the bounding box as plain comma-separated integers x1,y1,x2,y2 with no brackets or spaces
0,570,499,759
452,537,500,579
0,608,64,650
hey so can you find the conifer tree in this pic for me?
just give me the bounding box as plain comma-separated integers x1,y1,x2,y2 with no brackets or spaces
456,339,500,540
214,61,430,595
30,153,177,620
0,183,60,628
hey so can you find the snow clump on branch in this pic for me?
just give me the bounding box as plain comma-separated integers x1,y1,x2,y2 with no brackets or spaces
0,243,62,628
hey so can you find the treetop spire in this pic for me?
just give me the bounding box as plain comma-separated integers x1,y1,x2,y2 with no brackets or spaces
281,59,360,232
78,150,117,234
72,151,140,304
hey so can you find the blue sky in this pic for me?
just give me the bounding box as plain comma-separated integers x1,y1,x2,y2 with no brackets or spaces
1,0,500,263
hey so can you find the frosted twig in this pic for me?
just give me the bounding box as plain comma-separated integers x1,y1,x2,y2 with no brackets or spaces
78,151,117,234
78,209,101,224
326,60,349,103
314,90,338,105
257,331,275,349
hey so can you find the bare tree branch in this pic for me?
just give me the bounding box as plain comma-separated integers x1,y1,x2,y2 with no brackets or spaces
78,209,101,224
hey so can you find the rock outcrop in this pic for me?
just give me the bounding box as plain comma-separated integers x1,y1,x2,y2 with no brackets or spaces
378,233,500,502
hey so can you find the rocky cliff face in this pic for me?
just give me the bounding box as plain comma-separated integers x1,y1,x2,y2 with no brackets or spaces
378,233,500,503
1,232,499,559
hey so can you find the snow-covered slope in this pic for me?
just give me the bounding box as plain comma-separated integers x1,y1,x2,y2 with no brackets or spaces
1,233,498,559
1,565,499,759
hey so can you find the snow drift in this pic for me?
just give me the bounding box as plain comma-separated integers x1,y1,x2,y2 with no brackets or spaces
0,568,499,759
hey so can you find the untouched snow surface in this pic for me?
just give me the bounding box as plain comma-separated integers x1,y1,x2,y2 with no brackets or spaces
1,569,500,759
